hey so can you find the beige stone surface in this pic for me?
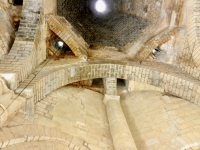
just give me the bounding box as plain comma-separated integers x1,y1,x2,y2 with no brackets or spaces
46,15,88,59
43,0,57,15
8,86,113,150
0,78,25,127
121,90,200,149
0,0,200,149
128,80,164,92
104,95,137,150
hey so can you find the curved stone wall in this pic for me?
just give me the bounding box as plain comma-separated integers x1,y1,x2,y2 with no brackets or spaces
121,91,200,149
0,4,16,59
176,0,200,80
0,124,89,149
135,28,178,61
0,0,42,90
16,60,200,105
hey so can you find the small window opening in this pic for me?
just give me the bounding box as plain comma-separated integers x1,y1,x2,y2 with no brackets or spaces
13,0,23,5
152,47,161,55
117,79,127,94
117,79,126,87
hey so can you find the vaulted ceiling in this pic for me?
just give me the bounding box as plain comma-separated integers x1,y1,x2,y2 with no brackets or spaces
57,0,150,48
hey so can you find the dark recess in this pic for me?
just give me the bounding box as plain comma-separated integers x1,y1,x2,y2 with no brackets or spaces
13,0,23,5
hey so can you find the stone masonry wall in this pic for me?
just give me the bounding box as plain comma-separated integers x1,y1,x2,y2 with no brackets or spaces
123,0,184,57
121,91,200,149
35,0,57,67
104,78,117,95
46,15,88,59
128,80,164,92
175,0,200,80
118,0,183,25
0,124,89,150
57,0,150,48
0,3,19,59
0,0,42,90
16,60,200,106
135,28,178,61
33,87,113,150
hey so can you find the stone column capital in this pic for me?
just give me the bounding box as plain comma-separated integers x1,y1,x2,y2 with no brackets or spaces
103,94,120,105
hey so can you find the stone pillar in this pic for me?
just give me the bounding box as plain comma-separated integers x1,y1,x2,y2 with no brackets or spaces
25,97,35,116
104,95,137,150
15,88,35,117
103,78,137,149
104,78,117,95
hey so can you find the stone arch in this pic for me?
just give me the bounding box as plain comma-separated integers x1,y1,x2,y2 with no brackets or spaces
0,0,44,90
16,60,200,105
1,141,71,150
0,125,89,150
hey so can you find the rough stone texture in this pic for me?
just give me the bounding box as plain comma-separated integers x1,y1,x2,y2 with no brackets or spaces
0,124,89,150
175,0,200,81
104,78,117,95
0,78,25,127
118,0,184,29
135,28,178,61
1,0,200,149
11,86,113,150
0,3,21,59
121,90,200,149
104,95,137,150
0,0,42,90
122,0,184,57
46,15,88,59
147,34,176,64
57,0,149,48
103,78,137,149
127,80,164,92
15,60,200,106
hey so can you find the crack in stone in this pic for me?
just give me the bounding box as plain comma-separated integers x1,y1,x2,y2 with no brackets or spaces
164,107,181,136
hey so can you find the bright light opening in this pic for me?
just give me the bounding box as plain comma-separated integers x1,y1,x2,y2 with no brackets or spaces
57,41,64,48
54,40,64,50
95,0,107,13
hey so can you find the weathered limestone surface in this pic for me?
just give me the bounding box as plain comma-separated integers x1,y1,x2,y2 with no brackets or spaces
121,0,183,56
103,78,137,149
0,78,25,127
0,1,20,59
1,0,200,149
0,0,42,90
176,0,200,80
0,124,89,150
16,60,200,106
104,95,137,150
135,28,178,61
46,15,88,59
127,80,164,92
121,90,200,149
104,78,117,95
8,86,113,150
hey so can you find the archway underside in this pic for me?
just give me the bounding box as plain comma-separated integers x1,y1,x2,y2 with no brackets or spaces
16,59,200,105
